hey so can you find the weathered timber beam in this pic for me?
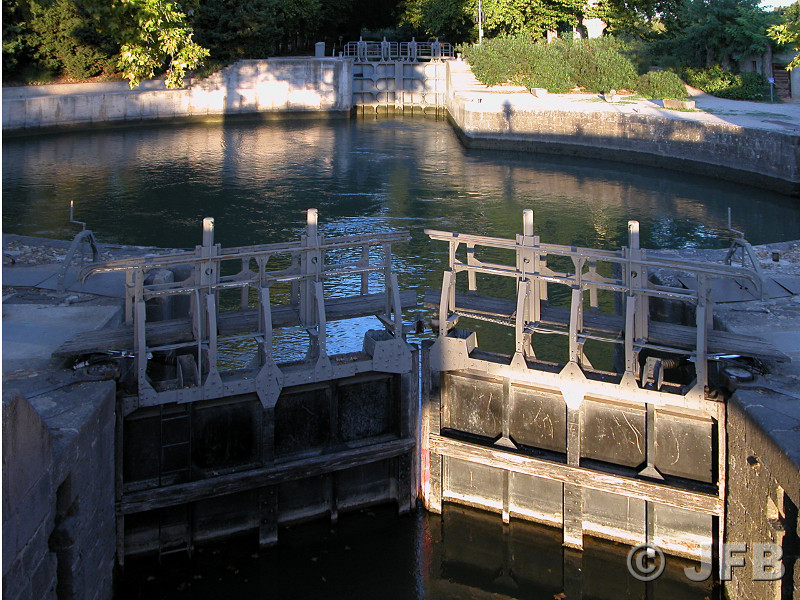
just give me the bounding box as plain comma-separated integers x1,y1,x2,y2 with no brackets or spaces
423,289,786,361
119,438,414,514
54,289,417,358
429,434,721,515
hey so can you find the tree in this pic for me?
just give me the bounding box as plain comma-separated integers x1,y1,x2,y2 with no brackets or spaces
768,0,800,69
588,0,671,37
399,0,585,42
29,0,116,78
87,0,209,88
671,0,772,68
3,0,35,75
419,0,473,41
481,0,585,38
193,0,284,59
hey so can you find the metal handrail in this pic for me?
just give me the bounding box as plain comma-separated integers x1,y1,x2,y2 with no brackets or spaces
87,210,412,411
343,39,454,62
427,209,769,401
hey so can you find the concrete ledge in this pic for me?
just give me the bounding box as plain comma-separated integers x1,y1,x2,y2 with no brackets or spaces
449,115,800,197
662,98,696,110
445,60,800,197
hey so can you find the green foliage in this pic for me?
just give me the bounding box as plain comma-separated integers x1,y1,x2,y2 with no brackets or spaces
684,64,768,99
459,34,536,85
481,0,585,38
585,0,668,38
29,0,116,78
193,0,284,59
461,35,639,93
768,1,800,70
107,0,210,88
400,0,585,42
560,36,638,92
664,0,772,69
421,0,474,41
636,70,688,98
521,47,575,92
3,0,35,74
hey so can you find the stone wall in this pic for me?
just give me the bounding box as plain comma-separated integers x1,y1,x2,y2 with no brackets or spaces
2,58,353,132
2,382,117,600
727,390,800,600
446,62,800,197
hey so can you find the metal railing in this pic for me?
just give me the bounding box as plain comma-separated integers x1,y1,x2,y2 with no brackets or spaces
426,209,768,409
81,209,413,413
343,39,454,62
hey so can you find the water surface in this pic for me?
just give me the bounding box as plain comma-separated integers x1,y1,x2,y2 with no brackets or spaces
5,115,793,599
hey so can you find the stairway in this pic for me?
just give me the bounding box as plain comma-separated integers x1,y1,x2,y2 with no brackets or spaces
773,64,791,99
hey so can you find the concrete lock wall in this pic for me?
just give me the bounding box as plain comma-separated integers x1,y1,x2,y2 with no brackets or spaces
445,62,800,197
2,383,117,600
727,391,800,600
2,58,353,132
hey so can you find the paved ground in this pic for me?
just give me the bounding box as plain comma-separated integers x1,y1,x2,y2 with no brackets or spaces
448,59,800,135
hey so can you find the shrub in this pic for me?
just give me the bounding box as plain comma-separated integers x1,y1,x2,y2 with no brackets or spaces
459,34,540,87
684,65,769,101
29,0,116,79
521,46,575,93
462,35,640,94
560,37,638,92
636,70,688,99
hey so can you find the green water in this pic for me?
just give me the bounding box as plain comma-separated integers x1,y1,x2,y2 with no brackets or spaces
4,114,794,599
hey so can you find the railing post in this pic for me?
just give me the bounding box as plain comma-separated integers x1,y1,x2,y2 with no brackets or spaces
628,220,649,343
240,258,250,310
521,209,541,322
466,243,477,292
360,244,370,295
133,269,148,393
439,270,455,337
624,294,638,378
301,209,321,327
695,275,710,394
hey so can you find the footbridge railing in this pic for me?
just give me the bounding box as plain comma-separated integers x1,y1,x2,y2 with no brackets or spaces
59,209,415,415
425,209,779,412
343,38,454,62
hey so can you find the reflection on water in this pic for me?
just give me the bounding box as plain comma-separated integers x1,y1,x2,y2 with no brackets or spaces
3,116,788,598
4,116,798,253
119,504,718,600
5,115,799,358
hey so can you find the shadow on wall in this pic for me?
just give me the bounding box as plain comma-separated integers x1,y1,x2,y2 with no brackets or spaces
1,58,353,131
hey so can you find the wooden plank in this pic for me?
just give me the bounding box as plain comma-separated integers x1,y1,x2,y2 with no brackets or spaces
648,322,787,360
119,438,415,514
424,288,516,318
54,290,417,357
424,289,624,335
425,289,786,361
430,434,722,515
